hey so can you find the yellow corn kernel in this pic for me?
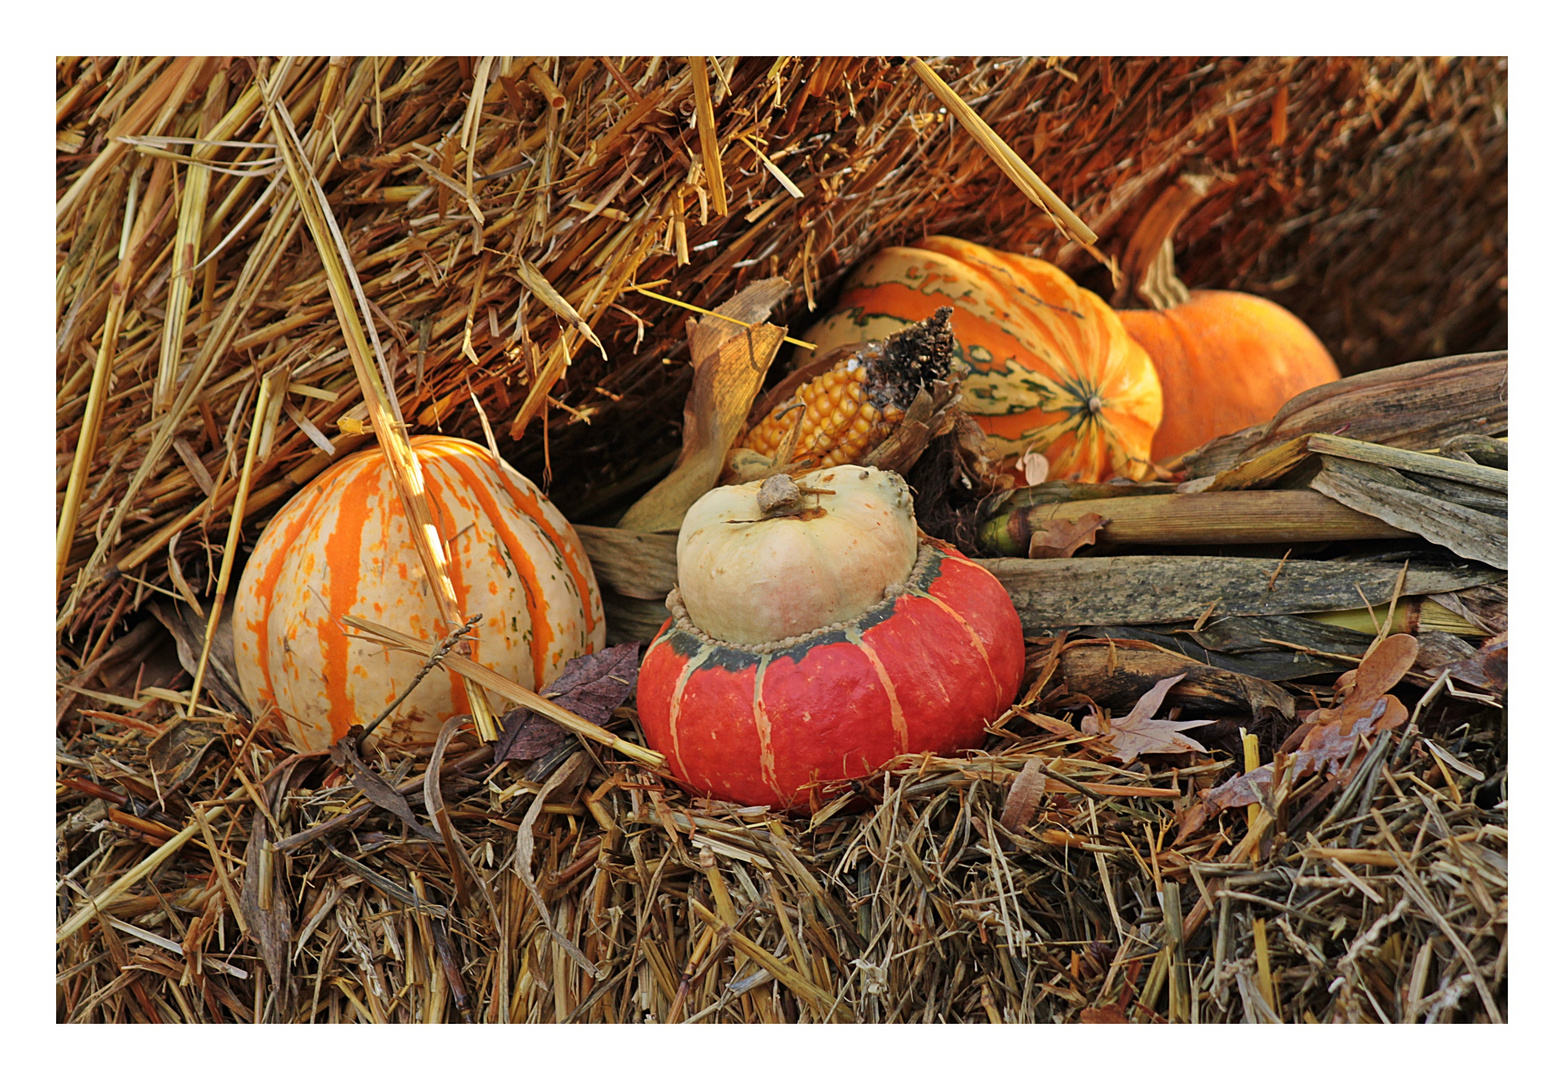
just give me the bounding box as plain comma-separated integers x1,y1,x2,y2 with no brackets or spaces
740,360,895,467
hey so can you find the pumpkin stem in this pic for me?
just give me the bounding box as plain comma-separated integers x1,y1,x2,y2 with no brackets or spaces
757,473,804,515
757,472,838,517
1141,240,1193,310
1118,172,1230,310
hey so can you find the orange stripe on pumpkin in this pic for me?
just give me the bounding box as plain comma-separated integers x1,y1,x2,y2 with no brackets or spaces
329,457,384,741
480,449,602,641
430,451,551,689
245,466,334,721
911,587,1003,710
664,642,713,785
845,626,908,755
750,654,785,804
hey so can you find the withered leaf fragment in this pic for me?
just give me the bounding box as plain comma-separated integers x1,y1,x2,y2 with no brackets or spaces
999,758,1048,833
1443,632,1508,693
1197,633,1419,816
1027,512,1108,559
330,737,443,842
1082,674,1213,763
494,642,640,765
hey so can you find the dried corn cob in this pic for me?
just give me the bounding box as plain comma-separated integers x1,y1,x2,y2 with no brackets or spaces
740,307,955,468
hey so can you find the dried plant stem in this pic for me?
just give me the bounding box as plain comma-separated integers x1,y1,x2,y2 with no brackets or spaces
357,614,483,749
57,803,229,943
689,57,728,218
1242,731,1262,836
907,57,1096,246
260,56,500,743
339,614,665,769
58,151,309,630
57,277,128,594
186,368,277,715
1253,916,1278,1018
56,156,172,594
153,74,225,413
56,57,199,225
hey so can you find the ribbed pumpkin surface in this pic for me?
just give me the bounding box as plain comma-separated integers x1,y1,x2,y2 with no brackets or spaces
802,236,1163,482
1118,290,1341,461
233,435,604,752
639,542,1025,810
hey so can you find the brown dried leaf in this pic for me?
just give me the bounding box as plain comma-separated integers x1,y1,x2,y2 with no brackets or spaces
1121,672,1184,726
240,811,292,1003
1082,674,1212,763
1027,511,1107,559
1200,636,1418,822
1295,695,1407,777
1340,632,1419,705
1173,800,1212,845
494,643,640,765
330,736,442,842
146,717,217,793
999,758,1047,833
147,600,249,718
1445,632,1507,693
494,710,571,763
1199,761,1276,814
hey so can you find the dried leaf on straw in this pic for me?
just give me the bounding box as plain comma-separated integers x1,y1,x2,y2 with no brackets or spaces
239,811,293,997
329,739,443,842
494,643,640,765
1200,633,1420,814
1444,632,1508,692
1335,632,1420,705
999,758,1048,832
1082,674,1212,763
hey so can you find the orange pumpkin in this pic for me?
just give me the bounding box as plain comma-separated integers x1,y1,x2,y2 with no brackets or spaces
1111,173,1342,463
1120,291,1341,462
800,236,1163,482
233,435,604,753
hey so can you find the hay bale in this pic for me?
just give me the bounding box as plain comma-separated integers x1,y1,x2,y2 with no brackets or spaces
56,57,1507,1025
56,56,1506,642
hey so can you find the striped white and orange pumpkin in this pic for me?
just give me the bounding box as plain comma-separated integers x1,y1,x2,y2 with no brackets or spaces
233,435,604,753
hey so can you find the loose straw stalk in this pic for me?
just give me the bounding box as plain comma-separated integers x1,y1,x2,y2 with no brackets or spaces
339,614,666,769
907,57,1097,246
185,368,280,714
57,804,229,943
260,57,501,742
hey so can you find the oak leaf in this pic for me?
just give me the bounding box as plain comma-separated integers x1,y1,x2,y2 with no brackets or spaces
1195,633,1418,820
1028,511,1108,559
1082,674,1212,763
